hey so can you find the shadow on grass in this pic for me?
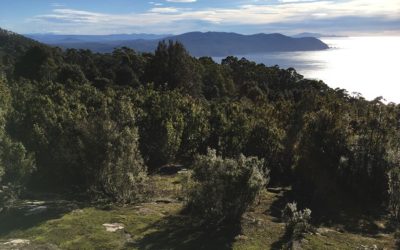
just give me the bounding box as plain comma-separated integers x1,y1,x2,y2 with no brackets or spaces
133,214,241,250
271,230,291,250
267,187,392,237
267,187,295,220
0,200,82,237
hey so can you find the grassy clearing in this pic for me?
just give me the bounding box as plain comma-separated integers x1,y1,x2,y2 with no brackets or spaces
0,174,397,249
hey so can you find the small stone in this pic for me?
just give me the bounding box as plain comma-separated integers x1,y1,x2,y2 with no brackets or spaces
25,201,46,206
24,206,48,216
292,240,303,250
235,235,248,241
103,223,125,232
3,239,30,245
72,209,84,214
155,198,176,204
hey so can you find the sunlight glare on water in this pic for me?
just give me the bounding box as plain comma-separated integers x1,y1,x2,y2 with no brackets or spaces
303,37,400,103
215,36,400,103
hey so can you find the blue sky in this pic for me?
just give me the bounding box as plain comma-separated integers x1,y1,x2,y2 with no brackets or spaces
0,0,399,35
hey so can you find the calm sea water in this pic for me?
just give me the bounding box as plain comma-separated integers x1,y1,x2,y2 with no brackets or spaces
214,36,400,103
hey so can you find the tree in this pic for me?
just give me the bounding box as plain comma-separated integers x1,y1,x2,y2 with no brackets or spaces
199,57,235,99
186,149,268,225
293,108,349,209
80,96,148,202
0,76,35,186
144,41,202,96
14,46,60,81
136,89,185,169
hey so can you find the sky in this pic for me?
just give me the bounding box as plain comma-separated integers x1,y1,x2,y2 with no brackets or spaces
0,0,399,35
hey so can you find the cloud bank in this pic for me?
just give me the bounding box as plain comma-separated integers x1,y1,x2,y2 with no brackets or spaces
27,0,400,34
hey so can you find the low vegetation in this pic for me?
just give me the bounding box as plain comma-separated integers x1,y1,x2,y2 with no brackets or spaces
0,175,396,249
186,149,268,226
0,27,400,248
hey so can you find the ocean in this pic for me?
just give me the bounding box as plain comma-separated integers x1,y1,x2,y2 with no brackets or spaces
214,36,400,103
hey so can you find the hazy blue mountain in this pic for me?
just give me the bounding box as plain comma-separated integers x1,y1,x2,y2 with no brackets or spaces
30,32,329,56
293,32,346,38
25,33,171,44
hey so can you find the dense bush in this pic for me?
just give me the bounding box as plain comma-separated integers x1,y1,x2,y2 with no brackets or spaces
0,76,35,211
282,202,313,240
7,80,147,201
1,31,400,218
186,149,268,225
0,77,35,185
79,97,148,203
389,167,400,222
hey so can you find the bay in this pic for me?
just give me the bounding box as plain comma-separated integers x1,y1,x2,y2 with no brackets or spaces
214,36,400,103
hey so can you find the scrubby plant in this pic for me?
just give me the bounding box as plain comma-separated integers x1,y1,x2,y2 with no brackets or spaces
388,167,400,222
0,77,35,212
282,202,313,240
186,149,268,226
80,97,148,203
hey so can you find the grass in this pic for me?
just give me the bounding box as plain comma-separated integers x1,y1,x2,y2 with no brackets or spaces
0,174,397,249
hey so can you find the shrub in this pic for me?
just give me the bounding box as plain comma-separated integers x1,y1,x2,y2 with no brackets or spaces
186,149,268,226
388,167,400,222
80,97,148,203
282,202,313,240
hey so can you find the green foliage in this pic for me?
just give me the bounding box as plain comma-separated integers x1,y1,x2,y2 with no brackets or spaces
0,77,35,185
282,202,313,240
186,149,268,225
145,41,202,96
14,46,61,81
389,167,400,222
293,108,349,206
8,81,147,201
136,89,186,169
0,77,10,180
79,97,148,203
199,57,235,99
2,33,400,220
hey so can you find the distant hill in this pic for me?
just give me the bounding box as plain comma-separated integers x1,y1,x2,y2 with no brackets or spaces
292,32,346,38
0,28,40,60
25,33,171,44
31,32,329,56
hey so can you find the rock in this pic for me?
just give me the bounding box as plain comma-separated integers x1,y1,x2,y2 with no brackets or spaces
124,233,132,240
155,198,176,204
235,235,248,241
267,187,284,193
71,209,84,214
137,207,160,216
357,245,378,250
103,223,125,232
24,201,46,206
375,221,386,230
292,240,303,250
24,206,48,216
3,239,30,246
177,169,189,174
158,164,184,175
316,227,336,236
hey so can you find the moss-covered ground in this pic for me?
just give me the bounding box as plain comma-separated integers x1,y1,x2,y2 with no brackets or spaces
0,174,397,249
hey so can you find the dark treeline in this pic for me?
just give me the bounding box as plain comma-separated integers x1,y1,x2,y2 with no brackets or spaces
1,29,400,226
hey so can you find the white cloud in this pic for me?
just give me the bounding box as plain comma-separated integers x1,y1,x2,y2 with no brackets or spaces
51,3,65,7
149,2,163,6
166,0,196,2
278,0,317,3
30,0,400,34
150,7,180,13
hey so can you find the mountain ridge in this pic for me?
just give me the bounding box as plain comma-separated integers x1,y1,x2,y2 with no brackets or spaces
27,31,329,56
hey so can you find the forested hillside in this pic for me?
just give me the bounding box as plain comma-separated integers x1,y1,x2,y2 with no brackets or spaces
0,28,399,249
29,31,329,56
